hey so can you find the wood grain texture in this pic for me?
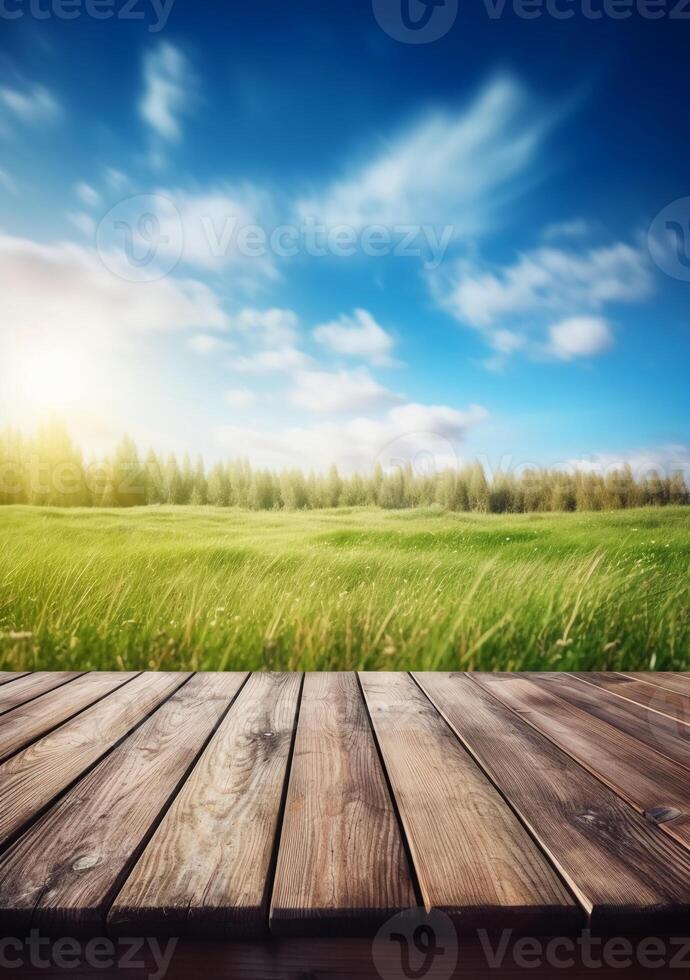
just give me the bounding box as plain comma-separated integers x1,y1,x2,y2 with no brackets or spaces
475,674,690,852
359,672,579,934
0,671,188,850
0,673,247,935
572,672,690,722
270,673,416,938
0,672,136,763
0,672,30,688
110,672,301,940
416,672,690,931
540,673,690,772
623,672,690,697
0,672,84,716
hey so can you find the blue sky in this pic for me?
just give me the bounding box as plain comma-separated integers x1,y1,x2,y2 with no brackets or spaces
0,1,688,476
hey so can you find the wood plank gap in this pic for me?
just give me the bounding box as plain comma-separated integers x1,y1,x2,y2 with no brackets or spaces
0,673,249,935
0,671,86,717
473,673,690,854
0,673,30,688
0,671,143,765
359,672,580,935
416,672,690,933
409,672,583,919
262,672,305,936
99,672,253,933
359,671,425,912
111,672,297,940
0,672,188,856
567,672,690,730
540,673,690,777
271,673,416,937
621,672,690,697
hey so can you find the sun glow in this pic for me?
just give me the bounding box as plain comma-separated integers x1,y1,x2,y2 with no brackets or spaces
20,347,89,411
1,342,97,423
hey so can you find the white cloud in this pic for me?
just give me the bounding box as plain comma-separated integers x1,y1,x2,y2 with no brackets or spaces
313,308,396,365
436,238,652,363
299,76,551,238
156,185,275,275
568,445,690,481
225,308,307,373
75,182,101,208
216,402,488,473
0,84,61,125
188,333,232,355
232,346,311,375
548,316,613,360
290,368,401,414
225,388,255,409
230,307,298,347
140,43,194,143
0,234,228,350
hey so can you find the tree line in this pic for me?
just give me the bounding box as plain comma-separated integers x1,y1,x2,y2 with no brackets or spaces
1,423,688,512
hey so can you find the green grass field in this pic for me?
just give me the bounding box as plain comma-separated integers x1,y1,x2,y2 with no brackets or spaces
0,505,688,672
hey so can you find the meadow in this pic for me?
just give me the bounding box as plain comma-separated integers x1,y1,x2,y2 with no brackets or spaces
0,505,688,672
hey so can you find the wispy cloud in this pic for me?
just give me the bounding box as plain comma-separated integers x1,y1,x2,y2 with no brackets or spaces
0,84,61,125
74,182,102,209
103,168,130,192
140,42,195,144
299,76,553,239
542,219,594,241
313,309,396,366
0,169,17,194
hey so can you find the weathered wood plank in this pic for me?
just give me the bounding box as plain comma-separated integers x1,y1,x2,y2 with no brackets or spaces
623,672,690,697
0,673,247,934
0,671,84,716
0,672,30,688
474,674,690,852
111,672,301,940
359,672,580,933
270,673,416,938
416,672,690,931
0,672,138,763
0,671,189,849
538,673,690,771
572,672,690,724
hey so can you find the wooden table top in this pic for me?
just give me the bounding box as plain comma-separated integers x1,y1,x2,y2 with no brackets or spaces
0,670,689,941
